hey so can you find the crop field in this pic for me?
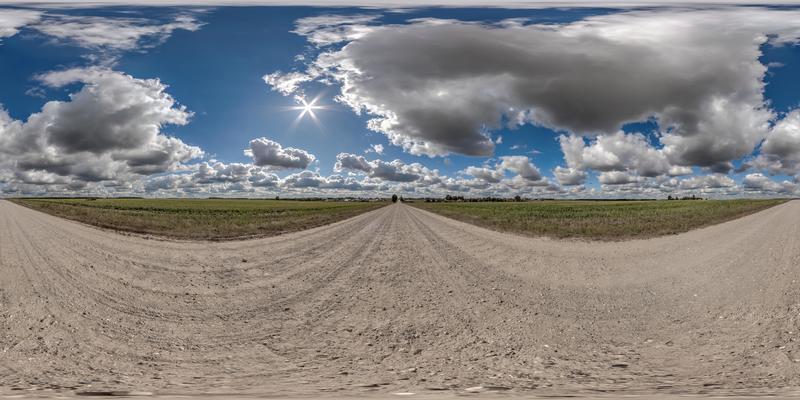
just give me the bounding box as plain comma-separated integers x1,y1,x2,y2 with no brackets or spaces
411,199,788,240
11,198,387,240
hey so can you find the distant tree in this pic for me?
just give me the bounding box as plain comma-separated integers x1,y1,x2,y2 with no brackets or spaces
400,196,405,202
514,195,522,202
667,195,673,200
275,195,280,200
392,194,398,203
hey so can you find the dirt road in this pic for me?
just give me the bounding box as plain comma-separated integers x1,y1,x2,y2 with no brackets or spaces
1,199,799,397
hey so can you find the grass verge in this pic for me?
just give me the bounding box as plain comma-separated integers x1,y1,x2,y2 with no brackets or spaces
11,198,387,240
410,199,788,240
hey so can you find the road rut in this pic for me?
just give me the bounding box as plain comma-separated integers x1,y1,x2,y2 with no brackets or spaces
1,200,799,396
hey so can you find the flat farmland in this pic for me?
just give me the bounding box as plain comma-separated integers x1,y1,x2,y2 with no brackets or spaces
11,198,387,240
411,199,787,240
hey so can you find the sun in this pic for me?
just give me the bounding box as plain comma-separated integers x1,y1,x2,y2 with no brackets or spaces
283,94,330,131
292,95,325,122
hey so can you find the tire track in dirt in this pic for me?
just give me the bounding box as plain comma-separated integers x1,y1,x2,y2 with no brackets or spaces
1,199,800,396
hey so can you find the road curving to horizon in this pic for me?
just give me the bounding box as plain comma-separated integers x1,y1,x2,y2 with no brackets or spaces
1,199,800,397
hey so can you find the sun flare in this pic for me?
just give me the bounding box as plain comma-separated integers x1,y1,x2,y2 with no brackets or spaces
292,95,325,122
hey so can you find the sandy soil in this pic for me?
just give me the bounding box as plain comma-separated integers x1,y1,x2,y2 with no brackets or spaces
1,199,799,398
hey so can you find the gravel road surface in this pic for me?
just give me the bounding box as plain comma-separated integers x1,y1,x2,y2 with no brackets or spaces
1,199,799,397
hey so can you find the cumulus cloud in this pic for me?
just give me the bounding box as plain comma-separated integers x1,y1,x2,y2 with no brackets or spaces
140,149,327,195
743,173,797,194
365,143,384,155
598,171,640,185
334,153,438,182
464,165,503,183
269,7,800,166
0,67,202,187
281,170,379,191
498,156,542,182
677,174,735,190
0,9,41,40
292,14,380,46
462,155,550,188
139,159,286,195
193,161,253,184
9,6,800,199
335,152,373,173
559,132,672,177
244,137,315,169
31,13,203,52
755,109,800,175
553,166,586,186
144,173,193,193
249,168,280,187
263,71,313,96
34,68,193,153
0,8,203,65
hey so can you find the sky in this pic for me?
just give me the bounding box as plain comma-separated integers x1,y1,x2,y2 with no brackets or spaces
2,2,800,198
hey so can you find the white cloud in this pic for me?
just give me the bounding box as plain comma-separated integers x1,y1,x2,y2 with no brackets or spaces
0,9,203,64
335,153,439,182
756,109,800,175
272,7,800,165
742,173,797,194
499,155,542,182
291,13,380,46
335,152,372,173
598,171,640,185
462,155,550,188
142,158,374,195
193,160,253,184
464,165,503,183
677,174,735,190
244,137,315,169
0,9,41,40
7,6,800,199
365,143,384,155
31,13,203,52
553,166,586,186
0,67,202,187
559,131,671,177
281,170,379,191
141,159,286,194
249,168,280,187
263,71,313,96
668,166,693,176
35,67,192,152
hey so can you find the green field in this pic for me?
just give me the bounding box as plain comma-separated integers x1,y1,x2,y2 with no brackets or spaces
411,199,788,240
12,198,387,240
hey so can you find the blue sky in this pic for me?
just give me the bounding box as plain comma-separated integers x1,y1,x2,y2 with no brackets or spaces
2,3,800,197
